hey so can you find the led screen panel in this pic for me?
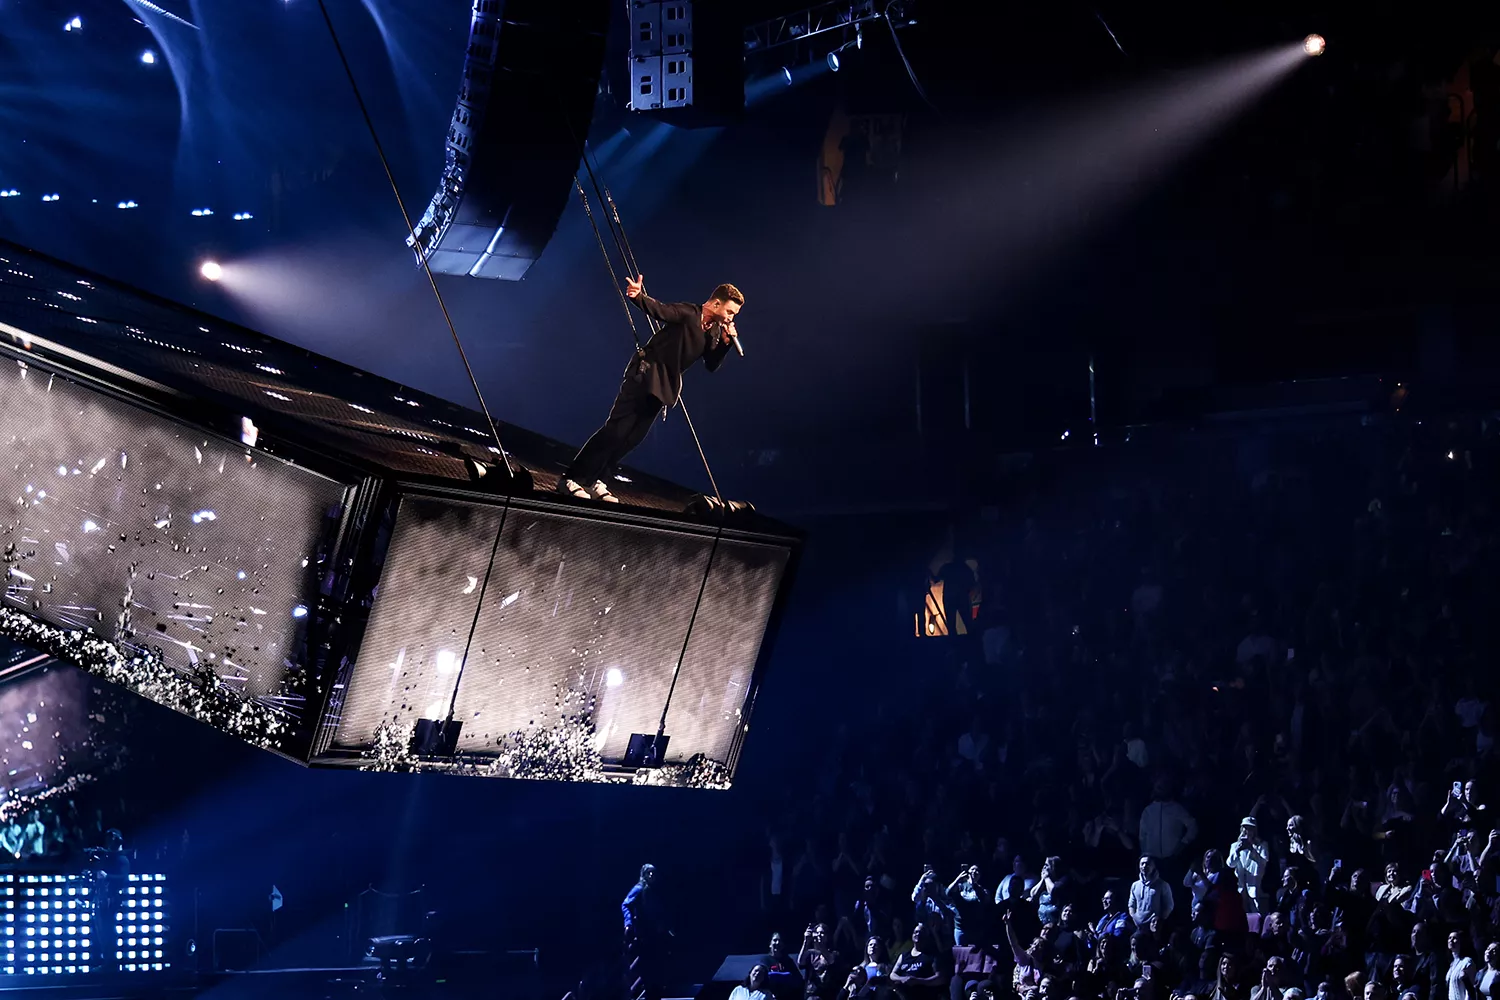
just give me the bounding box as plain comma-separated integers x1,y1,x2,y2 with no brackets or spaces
330,496,791,785
658,537,788,765
330,496,506,748
0,359,351,697
451,507,718,762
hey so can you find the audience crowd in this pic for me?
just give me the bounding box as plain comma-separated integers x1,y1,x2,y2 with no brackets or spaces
730,413,1500,1000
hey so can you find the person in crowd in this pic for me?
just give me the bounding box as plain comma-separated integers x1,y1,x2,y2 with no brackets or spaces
945,865,992,947
1215,951,1250,1000
1185,849,1247,945
1139,782,1199,880
1026,857,1071,927
0,814,22,859
798,923,843,1000
623,864,669,1000
861,937,891,985
1391,955,1429,1000
1130,857,1175,927
1228,818,1272,915
1250,956,1296,1000
1443,780,1487,831
890,923,947,1000
1476,943,1500,1000
22,810,44,858
764,835,789,927
732,965,773,1000
1083,933,1131,999
914,869,949,933
950,936,1002,1000
1446,931,1477,1000
995,857,1037,907
1093,889,1132,943
855,877,890,945
763,932,805,999
839,965,879,1000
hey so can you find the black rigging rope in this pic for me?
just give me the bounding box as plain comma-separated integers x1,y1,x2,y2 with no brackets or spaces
313,0,515,478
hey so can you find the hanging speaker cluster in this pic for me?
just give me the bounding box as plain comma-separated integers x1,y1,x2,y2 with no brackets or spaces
407,0,611,280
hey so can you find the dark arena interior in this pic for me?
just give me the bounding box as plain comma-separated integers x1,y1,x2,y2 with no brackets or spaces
5,1,1500,1000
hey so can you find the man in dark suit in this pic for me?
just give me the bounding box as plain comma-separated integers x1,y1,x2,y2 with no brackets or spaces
559,275,743,502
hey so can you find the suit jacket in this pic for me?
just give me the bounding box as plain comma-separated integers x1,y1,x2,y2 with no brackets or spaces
627,294,732,407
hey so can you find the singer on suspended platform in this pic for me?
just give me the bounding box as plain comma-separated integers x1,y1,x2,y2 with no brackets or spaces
558,274,743,503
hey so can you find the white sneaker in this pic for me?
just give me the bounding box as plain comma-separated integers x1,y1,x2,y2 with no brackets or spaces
558,478,590,499
590,480,621,503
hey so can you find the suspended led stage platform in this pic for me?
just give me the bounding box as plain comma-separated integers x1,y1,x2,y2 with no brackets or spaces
0,239,799,787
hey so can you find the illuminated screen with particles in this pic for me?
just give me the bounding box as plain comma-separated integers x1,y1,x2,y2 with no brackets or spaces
330,496,790,785
0,361,351,696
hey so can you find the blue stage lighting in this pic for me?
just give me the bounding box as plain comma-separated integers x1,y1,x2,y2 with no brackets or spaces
141,50,156,65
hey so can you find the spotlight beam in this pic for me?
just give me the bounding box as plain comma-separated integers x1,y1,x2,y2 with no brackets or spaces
882,43,1311,313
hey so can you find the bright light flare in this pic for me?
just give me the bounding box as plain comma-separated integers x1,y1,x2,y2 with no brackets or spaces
199,260,223,281
140,50,156,65
1303,34,1325,56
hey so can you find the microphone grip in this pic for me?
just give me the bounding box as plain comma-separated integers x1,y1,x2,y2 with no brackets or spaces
729,333,744,357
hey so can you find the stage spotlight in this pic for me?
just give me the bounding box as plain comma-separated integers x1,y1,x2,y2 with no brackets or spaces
64,15,82,31
606,667,624,688
199,261,223,281
1303,34,1325,56
828,50,840,72
141,50,156,65
781,66,793,85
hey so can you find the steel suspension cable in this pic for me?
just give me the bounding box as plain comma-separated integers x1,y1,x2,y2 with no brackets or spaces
314,0,514,477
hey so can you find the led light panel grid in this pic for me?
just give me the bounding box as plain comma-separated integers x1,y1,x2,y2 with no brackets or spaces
0,360,350,696
113,874,170,974
330,497,790,780
10,873,95,977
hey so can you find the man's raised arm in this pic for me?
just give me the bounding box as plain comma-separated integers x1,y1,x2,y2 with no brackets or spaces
625,274,691,325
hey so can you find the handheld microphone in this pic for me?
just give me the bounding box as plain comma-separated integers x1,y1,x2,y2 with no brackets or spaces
717,321,744,357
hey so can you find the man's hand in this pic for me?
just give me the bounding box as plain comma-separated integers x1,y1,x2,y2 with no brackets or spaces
722,320,737,345
626,275,644,299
